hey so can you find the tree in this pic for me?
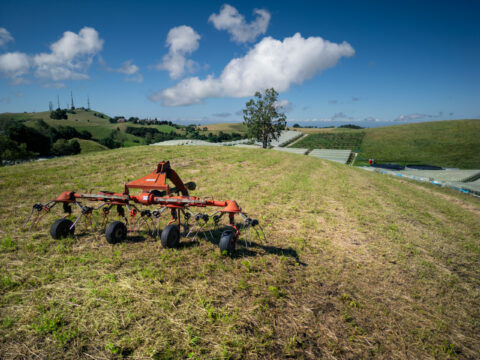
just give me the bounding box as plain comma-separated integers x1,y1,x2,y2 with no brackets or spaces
52,139,81,156
50,108,68,120
0,135,37,163
7,123,51,156
243,88,286,148
338,124,364,129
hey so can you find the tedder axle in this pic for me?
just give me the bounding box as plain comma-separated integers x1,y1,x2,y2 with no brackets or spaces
23,161,265,254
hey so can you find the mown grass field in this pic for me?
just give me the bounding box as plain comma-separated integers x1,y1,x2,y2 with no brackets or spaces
290,132,365,150
357,119,480,168
72,138,108,153
1,146,480,359
201,123,248,135
288,127,337,134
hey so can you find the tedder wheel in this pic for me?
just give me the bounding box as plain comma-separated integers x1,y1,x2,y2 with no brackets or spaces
50,219,75,239
219,229,236,255
105,221,127,244
161,224,180,248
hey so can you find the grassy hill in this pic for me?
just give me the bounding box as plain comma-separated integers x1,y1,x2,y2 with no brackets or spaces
0,109,182,146
0,111,250,154
71,138,108,153
358,119,480,168
1,146,479,359
291,120,480,168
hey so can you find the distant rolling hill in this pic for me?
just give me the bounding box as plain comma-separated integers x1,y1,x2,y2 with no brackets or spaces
0,109,179,148
0,110,249,157
71,138,108,153
292,119,480,168
359,119,480,168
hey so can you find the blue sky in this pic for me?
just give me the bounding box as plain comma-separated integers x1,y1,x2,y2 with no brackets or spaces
0,0,478,127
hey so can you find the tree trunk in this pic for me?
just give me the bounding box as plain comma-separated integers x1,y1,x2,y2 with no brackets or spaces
262,137,268,149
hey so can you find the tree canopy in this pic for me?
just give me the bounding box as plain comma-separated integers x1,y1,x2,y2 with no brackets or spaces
243,88,286,148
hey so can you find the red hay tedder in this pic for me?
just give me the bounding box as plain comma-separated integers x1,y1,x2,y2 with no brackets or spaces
24,161,264,254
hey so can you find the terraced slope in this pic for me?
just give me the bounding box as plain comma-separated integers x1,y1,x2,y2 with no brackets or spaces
0,146,479,359
290,131,365,150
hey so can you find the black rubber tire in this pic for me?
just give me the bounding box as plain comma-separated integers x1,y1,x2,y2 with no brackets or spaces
219,229,236,255
105,221,127,244
161,224,180,248
50,219,75,239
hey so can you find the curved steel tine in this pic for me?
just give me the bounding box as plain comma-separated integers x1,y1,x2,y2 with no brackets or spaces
90,213,97,229
253,227,260,241
25,203,50,230
190,214,212,241
187,220,201,241
200,222,212,241
28,212,40,231
143,217,154,235
191,222,203,241
71,213,83,230
185,223,194,238
185,212,200,239
23,208,35,228
137,216,146,232
153,217,160,237
259,225,266,241
238,221,249,247
253,225,266,242
203,219,213,241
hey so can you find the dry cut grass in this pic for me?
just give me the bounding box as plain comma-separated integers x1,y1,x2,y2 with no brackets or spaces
0,146,479,359
200,123,248,135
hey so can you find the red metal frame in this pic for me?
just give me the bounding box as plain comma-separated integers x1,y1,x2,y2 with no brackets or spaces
26,161,258,247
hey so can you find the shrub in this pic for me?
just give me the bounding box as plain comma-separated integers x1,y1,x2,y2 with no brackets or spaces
50,109,68,120
52,139,81,156
7,123,51,156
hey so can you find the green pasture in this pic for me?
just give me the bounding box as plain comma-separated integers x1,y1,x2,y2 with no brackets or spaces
1,146,479,359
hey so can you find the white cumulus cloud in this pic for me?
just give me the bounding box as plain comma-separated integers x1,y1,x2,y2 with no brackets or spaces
125,73,143,83
42,82,66,88
151,33,355,106
117,60,143,82
209,4,270,43
363,116,382,122
156,25,200,79
117,60,139,75
33,27,104,81
0,52,30,80
99,56,143,82
274,99,292,112
394,113,426,122
0,28,14,47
